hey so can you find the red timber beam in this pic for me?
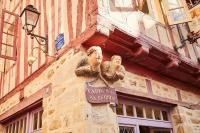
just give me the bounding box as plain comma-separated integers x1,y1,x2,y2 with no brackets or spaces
84,28,200,88
0,83,52,123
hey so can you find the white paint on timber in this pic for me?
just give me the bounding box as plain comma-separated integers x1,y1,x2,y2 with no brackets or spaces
72,0,78,38
61,0,69,47
82,0,86,33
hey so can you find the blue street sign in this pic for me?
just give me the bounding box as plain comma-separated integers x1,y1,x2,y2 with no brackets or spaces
55,33,64,50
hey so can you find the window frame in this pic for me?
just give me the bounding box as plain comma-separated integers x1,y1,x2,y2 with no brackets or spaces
0,9,18,61
163,0,192,25
29,108,43,133
4,107,43,133
116,99,173,130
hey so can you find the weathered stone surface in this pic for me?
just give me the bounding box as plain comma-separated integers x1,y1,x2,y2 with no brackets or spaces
53,87,66,98
171,106,200,133
47,69,55,79
48,109,55,115
191,118,200,124
172,114,185,125
49,119,62,131
180,90,200,104
0,93,20,115
120,72,148,93
151,80,178,100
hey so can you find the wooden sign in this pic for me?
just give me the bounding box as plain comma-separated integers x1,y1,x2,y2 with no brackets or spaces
85,83,118,104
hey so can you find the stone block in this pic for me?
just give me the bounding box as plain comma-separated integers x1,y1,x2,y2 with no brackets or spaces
49,119,62,131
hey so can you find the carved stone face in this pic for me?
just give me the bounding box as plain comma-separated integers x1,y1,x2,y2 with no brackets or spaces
111,55,122,66
88,47,102,66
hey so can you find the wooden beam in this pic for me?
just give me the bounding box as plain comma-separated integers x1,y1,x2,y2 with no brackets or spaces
0,83,52,123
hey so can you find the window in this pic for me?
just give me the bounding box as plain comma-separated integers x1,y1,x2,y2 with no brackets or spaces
0,10,18,61
5,115,27,133
117,100,173,133
154,110,161,120
126,105,134,117
145,107,153,119
116,102,170,121
119,125,136,133
31,109,43,132
163,0,191,25
116,103,124,115
186,0,200,9
136,106,144,118
5,108,43,133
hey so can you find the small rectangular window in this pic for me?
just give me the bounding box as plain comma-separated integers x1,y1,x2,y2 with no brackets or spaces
162,111,169,121
116,103,124,115
33,112,38,130
136,106,144,118
164,0,191,25
0,10,18,61
32,109,43,131
126,105,134,116
119,126,135,133
145,107,153,119
154,110,161,120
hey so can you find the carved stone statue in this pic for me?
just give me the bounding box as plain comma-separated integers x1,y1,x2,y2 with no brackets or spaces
101,55,125,83
75,46,103,77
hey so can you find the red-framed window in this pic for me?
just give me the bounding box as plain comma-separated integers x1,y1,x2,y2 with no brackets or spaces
0,9,18,61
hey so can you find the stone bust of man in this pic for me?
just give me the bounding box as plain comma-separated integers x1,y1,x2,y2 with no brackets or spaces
75,46,103,77
101,55,125,83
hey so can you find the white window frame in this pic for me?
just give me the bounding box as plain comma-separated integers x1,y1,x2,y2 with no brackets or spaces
4,107,43,133
163,0,192,25
29,108,43,133
116,99,173,133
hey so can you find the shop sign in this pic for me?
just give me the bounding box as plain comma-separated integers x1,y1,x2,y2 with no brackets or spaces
85,83,118,104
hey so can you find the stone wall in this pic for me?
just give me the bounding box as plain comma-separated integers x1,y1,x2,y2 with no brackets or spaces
151,80,179,100
0,93,20,115
0,48,199,133
41,50,119,133
171,106,200,133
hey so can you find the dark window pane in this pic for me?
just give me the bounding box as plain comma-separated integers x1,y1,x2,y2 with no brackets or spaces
39,111,43,128
162,111,169,121
154,110,161,120
119,126,135,133
145,107,153,119
116,104,124,115
126,105,134,116
139,126,150,133
24,117,27,132
12,123,15,133
9,124,12,133
6,126,9,133
136,107,144,118
19,119,23,133
33,112,38,130
16,121,19,133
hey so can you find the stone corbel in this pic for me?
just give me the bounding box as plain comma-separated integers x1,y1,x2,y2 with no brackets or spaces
192,69,200,82
165,56,180,69
132,45,150,58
